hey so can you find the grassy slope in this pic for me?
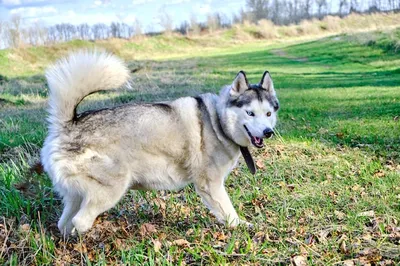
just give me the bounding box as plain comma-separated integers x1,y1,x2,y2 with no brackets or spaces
0,28,399,265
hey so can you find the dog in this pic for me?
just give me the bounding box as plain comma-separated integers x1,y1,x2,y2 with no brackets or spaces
40,50,279,235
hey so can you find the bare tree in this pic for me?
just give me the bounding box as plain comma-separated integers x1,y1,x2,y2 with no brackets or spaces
339,0,349,16
246,0,270,22
316,0,328,18
132,20,143,37
271,0,281,24
207,13,222,33
178,21,189,35
0,20,6,49
78,23,91,40
159,8,174,35
350,0,360,12
189,13,201,35
303,0,313,19
7,14,22,48
110,22,121,38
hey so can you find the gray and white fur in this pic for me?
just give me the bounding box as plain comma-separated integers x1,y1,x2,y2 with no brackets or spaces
41,50,280,236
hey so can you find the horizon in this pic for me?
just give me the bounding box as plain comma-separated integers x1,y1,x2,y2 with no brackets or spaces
0,0,246,32
0,0,374,32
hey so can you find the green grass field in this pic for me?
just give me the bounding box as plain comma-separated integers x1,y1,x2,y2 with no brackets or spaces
0,28,399,265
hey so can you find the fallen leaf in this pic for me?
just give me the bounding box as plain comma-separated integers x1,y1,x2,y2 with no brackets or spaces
152,198,166,210
373,170,385,178
336,132,344,138
113,238,127,250
317,229,330,243
358,247,382,262
256,160,265,169
305,234,315,245
357,210,375,217
253,232,266,243
292,255,307,266
152,239,162,252
287,184,295,191
20,223,30,233
73,243,87,253
340,239,348,254
334,210,346,220
140,223,157,237
213,231,228,241
186,228,194,236
172,239,190,247
343,260,354,266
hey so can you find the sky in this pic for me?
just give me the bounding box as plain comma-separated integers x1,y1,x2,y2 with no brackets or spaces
0,0,246,32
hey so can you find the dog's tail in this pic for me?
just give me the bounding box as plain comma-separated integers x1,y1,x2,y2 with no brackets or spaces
45,50,130,126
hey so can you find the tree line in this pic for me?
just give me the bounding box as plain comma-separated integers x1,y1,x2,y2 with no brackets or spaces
0,0,399,49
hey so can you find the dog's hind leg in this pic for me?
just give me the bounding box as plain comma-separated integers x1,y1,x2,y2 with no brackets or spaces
58,192,82,236
71,182,127,234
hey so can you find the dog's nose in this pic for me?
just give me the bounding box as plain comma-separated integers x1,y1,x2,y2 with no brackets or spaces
263,128,274,138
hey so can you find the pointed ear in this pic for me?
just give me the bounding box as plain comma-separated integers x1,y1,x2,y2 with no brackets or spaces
260,71,275,94
230,71,249,96
261,71,279,111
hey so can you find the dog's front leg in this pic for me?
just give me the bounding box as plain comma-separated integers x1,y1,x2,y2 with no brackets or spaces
194,177,251,227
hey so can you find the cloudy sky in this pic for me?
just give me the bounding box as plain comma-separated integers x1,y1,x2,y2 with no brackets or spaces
0,0,246,31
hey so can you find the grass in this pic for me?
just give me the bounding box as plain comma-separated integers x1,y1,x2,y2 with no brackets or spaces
0,27,399,265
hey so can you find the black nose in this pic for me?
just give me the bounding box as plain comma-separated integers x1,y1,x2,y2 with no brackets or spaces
263,128,274,138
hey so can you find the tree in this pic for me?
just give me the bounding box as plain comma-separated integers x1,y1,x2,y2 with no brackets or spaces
78,23,91,40
132,20,143,37
159,8,173,34
339,0,349,16
0,20,5,49
207,13,222,33
110,22,121,38
189,13,201,35
7,14,22,48
178,21,189,35
246,0,270,22
303,0,313,19
316,0,328,18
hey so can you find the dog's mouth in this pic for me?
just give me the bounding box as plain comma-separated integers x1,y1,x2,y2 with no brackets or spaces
243,125,264,148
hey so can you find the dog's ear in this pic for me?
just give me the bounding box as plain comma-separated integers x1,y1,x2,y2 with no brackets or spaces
230,71,249,96
260,71,275,94
260,71,279,111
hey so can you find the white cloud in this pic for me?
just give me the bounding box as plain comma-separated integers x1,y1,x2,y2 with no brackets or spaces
2,0,22,5
132,0,154,6
93,0,111,7
165,0,190,5
2,0,55,7
10,6,57,17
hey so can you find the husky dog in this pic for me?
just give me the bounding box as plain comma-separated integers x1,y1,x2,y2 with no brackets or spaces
41,51,279,235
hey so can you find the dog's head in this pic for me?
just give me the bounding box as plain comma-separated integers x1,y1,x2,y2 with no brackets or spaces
219,70,279,148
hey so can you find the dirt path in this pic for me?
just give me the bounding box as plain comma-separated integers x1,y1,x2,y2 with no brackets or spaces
270,49,309,62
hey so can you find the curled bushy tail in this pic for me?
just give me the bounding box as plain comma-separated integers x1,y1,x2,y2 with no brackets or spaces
46,50,130,127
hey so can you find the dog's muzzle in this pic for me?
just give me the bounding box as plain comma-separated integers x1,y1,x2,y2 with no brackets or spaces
263,128,274,139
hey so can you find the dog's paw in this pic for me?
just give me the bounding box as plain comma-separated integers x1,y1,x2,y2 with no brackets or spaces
238,219,254,228
72,217,92,234
226,218,253,228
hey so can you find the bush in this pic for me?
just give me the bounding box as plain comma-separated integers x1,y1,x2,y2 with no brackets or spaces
298,19,322,35
258,19,277,39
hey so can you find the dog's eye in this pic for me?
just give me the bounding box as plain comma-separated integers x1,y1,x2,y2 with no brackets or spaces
266,112,271,117
246,111,255,117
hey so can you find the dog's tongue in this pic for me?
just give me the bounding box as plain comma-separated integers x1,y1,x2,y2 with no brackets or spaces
253,136,261,144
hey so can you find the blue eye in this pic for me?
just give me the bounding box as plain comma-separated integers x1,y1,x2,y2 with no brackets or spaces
246,111,255,117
